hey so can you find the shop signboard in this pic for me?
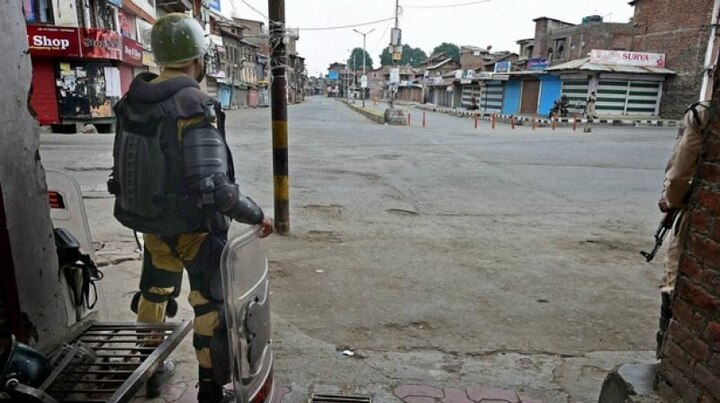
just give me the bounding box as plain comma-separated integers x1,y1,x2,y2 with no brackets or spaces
81,28,122,60
527,57,549,71
122,37,144,67
590,49,665,68
494,61,512,73
136,18,153,50
26,25,82,58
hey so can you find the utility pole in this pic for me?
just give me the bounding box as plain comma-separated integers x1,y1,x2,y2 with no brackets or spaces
269,0,289,234
390,0,400,109
353,28,375,108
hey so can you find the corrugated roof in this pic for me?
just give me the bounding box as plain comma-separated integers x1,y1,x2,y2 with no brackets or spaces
546,58,676,74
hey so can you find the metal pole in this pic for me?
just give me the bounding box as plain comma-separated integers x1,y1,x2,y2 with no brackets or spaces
354,28,375,108
391,0,399,109
269,0,289,234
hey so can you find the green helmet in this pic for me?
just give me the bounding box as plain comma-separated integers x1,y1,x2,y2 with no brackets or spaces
151,13,208,66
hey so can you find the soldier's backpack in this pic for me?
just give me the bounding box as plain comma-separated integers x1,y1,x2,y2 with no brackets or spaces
108,73,208,236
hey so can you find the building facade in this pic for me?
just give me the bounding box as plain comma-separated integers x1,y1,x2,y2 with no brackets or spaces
631,0,715,117
25,0,152,131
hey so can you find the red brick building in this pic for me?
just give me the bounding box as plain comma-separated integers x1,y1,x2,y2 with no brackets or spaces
656,95,720,402
631,0,715,118
530,16,635,66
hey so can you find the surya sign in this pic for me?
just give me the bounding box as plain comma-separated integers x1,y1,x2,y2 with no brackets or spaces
591,50,666,68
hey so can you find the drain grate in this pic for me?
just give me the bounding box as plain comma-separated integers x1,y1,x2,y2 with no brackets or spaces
309,393,372,403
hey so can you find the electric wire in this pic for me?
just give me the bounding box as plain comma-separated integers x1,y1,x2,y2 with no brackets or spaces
296,16,396,32
239,0,269,20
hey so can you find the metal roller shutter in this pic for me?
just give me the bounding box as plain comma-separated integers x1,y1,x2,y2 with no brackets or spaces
626,81,660,116
596,80,628,115
596,80,660,116
461,84,481,109
562,80,589,115
479,81,503,112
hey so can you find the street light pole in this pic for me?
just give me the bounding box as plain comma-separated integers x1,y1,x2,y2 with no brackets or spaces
353,28,375,108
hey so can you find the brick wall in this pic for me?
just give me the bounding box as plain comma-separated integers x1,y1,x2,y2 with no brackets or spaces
656,103,720,402
632,0,714,118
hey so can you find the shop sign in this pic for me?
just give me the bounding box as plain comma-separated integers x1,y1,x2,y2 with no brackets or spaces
494,61,512,73
122,37,143,66
590,49,666,68
106,0,122,6
81,28,122,60
26,25,81,58
142,50,156,67
137,18,153,50
527,57,549,71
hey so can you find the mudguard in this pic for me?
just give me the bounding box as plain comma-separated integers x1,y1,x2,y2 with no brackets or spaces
220,226,274,403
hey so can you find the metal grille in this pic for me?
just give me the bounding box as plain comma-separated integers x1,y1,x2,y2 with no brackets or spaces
45,321,191,403
309,394,372,402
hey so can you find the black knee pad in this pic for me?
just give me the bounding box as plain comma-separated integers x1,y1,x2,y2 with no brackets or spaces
130,291,179,318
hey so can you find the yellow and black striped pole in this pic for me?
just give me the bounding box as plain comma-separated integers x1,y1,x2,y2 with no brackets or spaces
269,0,289,234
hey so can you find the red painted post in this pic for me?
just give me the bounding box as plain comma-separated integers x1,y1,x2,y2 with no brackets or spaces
492,113,496,130
552,114,557,131
407,113,411,126
532,114,537,130
474,114,478,129
572,114,577,131
423,112,426,128
510,115,515,130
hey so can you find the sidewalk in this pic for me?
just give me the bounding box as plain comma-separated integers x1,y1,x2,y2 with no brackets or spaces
416,104,681,127
148,381,545,402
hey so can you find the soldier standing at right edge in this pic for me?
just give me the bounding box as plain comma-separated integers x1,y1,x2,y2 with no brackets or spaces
656,97,712,356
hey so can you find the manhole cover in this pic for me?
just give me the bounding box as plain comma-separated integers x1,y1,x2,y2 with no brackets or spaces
309,394,372,402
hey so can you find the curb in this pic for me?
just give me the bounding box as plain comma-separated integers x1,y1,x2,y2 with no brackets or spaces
416,105,680,128
339,100,395,125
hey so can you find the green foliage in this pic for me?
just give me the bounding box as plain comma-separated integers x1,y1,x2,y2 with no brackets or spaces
432,42,460,62
347,47,373,71
379,45,428,68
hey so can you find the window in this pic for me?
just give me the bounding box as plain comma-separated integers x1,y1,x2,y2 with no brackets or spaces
547,47,554,60
554,38,566,60
525,46,533,59
24,0,54,24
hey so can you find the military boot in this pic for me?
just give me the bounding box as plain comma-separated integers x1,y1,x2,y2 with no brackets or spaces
656,291,673,358
198,367,234,403
146,360,176,398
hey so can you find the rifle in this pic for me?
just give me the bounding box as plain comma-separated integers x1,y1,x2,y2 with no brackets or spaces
640,208,680,262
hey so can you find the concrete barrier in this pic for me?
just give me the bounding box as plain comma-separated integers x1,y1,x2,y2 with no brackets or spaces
340,100,386,124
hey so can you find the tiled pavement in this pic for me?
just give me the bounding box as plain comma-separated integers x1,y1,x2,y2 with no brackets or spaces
150,383,542,402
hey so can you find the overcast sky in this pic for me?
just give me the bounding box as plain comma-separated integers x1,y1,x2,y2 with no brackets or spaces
219,0,636,76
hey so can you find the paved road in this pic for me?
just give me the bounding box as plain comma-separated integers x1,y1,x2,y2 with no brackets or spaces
39,97,677,402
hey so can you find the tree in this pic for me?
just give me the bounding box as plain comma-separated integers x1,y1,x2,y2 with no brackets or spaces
347,47,373,71
432,42,460,62
379,44,428,67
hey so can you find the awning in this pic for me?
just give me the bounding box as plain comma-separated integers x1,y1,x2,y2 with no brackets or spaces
546,57,676,74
